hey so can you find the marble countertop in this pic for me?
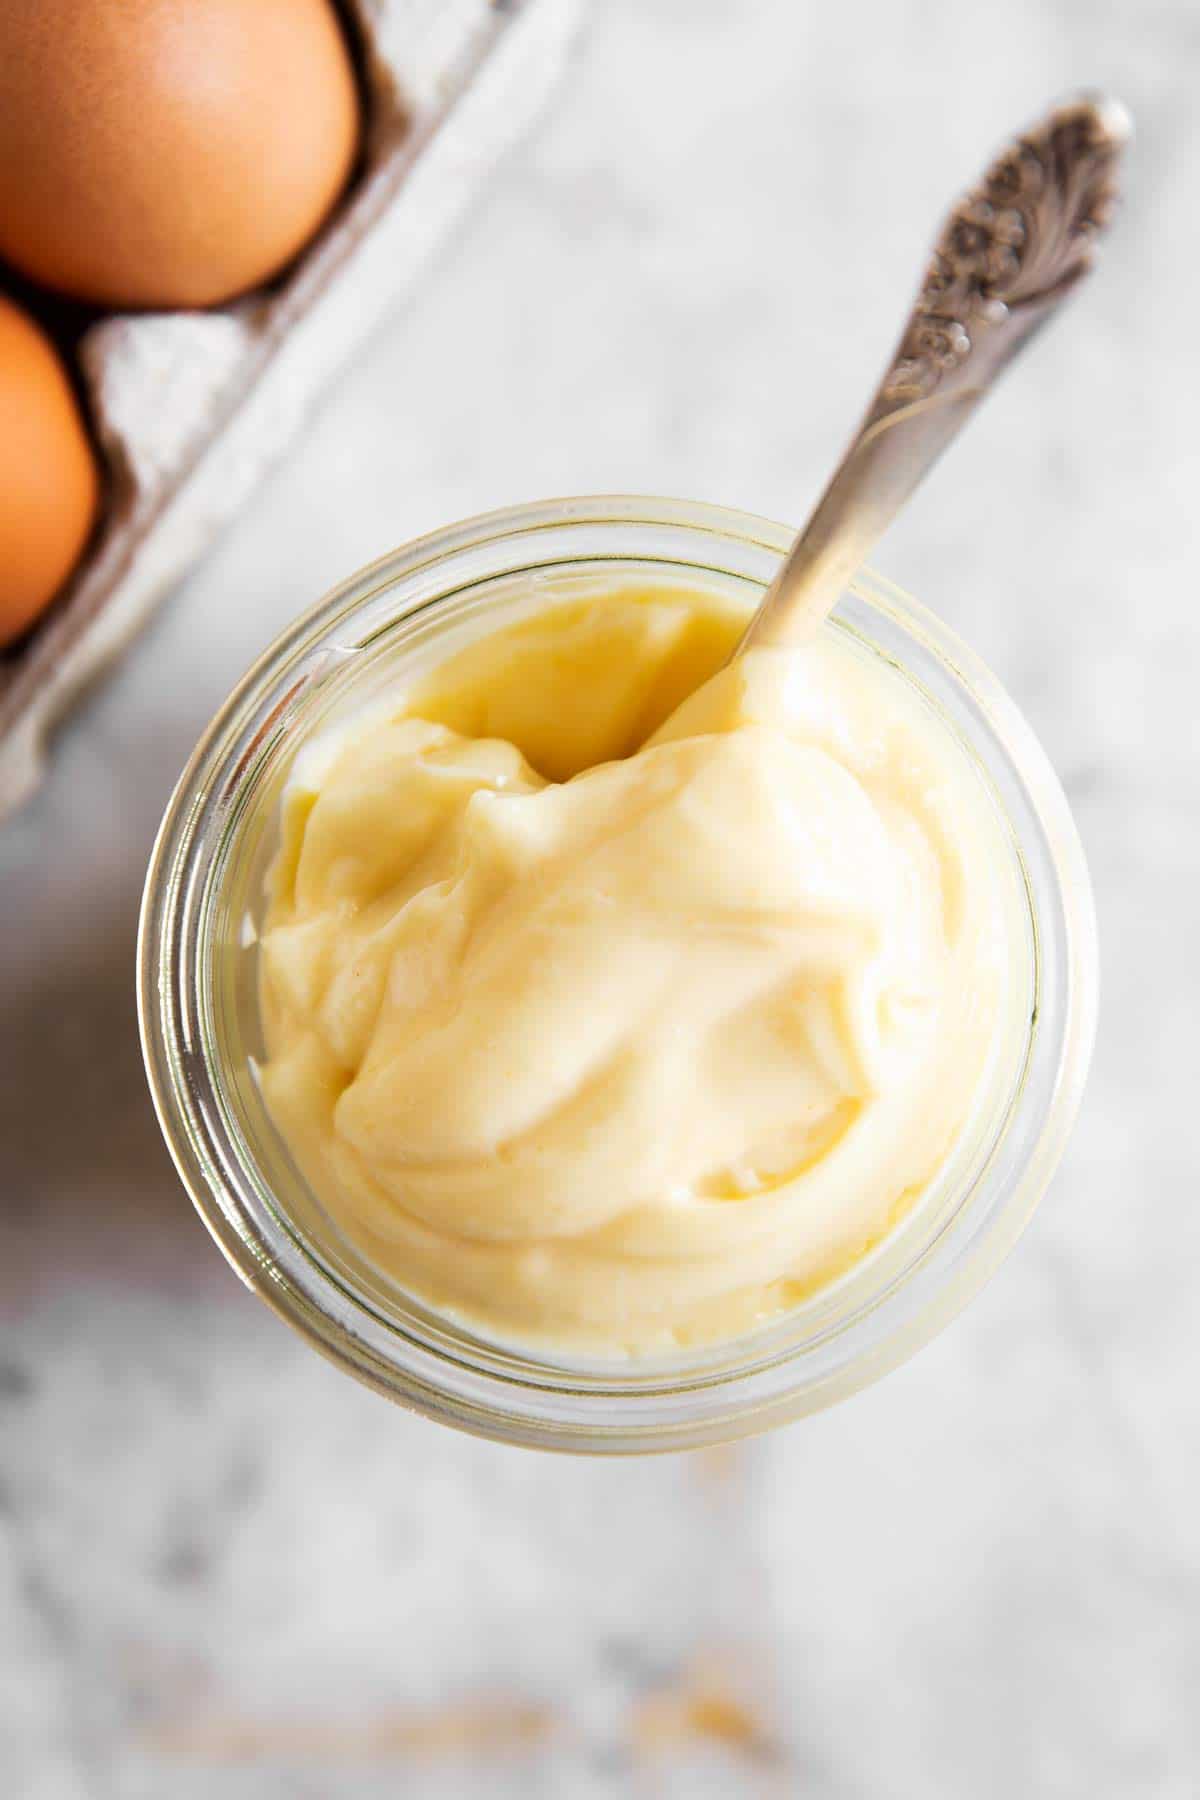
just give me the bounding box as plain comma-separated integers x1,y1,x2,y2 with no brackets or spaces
3,2,1198,1794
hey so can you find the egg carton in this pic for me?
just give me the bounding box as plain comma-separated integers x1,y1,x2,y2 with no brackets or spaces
0,0,581,820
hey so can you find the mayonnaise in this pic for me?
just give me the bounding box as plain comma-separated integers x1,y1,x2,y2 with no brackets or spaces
258,586,1013,1353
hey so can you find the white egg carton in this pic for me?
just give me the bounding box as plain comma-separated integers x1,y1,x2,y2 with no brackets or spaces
0,0,580,820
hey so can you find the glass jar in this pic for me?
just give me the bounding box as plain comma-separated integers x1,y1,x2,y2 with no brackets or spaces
138,497,1097,1452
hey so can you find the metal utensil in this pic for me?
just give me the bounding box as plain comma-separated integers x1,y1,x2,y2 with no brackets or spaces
739,92,1130,653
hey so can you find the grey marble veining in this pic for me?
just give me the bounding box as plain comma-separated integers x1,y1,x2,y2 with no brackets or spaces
3,2,1199,1795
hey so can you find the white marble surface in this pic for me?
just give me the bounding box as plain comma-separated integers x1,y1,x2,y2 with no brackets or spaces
3,2,1199,1794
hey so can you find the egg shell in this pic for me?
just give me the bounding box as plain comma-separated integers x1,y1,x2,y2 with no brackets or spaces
0,0,361,310
0,296,100,649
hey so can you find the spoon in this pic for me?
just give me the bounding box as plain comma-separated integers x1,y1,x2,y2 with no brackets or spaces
738,92,1130,654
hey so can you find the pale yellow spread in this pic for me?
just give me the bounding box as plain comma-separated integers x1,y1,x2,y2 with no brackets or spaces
258,586,1011,1353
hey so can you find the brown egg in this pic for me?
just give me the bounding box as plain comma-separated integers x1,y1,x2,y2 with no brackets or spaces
0,0,360,310
0,297,100,648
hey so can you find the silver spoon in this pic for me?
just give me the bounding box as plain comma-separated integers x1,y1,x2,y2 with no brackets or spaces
739,92,1130,654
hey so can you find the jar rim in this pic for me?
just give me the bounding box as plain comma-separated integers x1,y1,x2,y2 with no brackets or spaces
138,495,1098,1452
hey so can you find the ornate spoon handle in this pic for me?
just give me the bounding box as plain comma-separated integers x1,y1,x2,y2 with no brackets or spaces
740,93,1130,652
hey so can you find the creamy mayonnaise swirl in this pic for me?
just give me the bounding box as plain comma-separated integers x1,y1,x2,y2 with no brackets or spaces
258,587,1011,1352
